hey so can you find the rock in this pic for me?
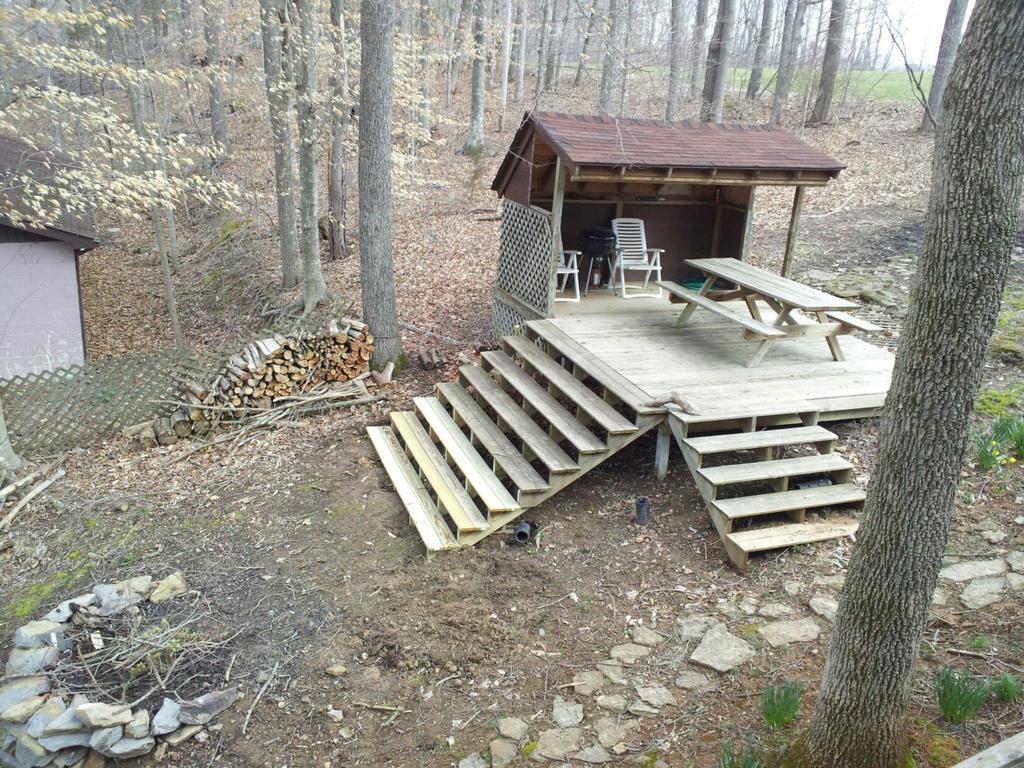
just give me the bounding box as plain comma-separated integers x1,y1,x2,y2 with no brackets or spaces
627,701,660,717
497,716,528,741
674,670,710,690
25,697,65,738
92,583,143,616
737,597,760,615
552,696,583,727
124,575,154,597
125,709,149,739
178,687,237,725
595,717,639,749
571,670,605,695
596,660,626,684
75,703,132,728
783,581,804,598
490,737,519,768
161,724,202,746
105,735,156,757
689,624,756,672
325,664,347,677
15,732,50,768
608,643,651,664
90,725,124,754
38,730,94,751
1007,551,1024,573
760,618,822,647
51,747,88,767
151,699,181,736
149,572,187,604
804,268,837,282
0,695,47,724
981,530,1007,544
596,694,628,714
326,706,344,722
938,559,1007,582
809,594,839,622
959,577,1006,610
574,744,613,763
675,614,717,642
6,646,59,677
1007,573,1024,591
14,621,64,649
931,589,948,607
43,696,88,735
630,625,666,647
813,573,846,588
44,594,96,624
758,603,794,619
0,678,51,718
534,727,581,760
85,749,108,768
458,752,487,768
715,602,744,620
634,683,676,708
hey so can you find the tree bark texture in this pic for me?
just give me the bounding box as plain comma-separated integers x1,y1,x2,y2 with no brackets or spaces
574,0,599,86
203,0,229,157
922,0,970,131
327,0,349,260
498,0,513,128
745,0,773,99
463,0,486,154
598,0,620,115
771,0,801,123
665,0,684,119
807,3,1024,766
514,0,527,102
0,401,22,482
810,0,845,123
687,0,708,100
700,0,735,122
359,0,402,366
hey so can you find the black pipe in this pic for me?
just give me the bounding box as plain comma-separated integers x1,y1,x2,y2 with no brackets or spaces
512,521,532,544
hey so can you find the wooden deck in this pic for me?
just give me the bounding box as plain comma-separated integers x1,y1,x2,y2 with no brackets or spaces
550,292,894,421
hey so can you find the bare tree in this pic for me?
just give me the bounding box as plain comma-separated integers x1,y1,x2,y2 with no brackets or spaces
771,0,802,123
202,0,229,158
665,0,684,119
498,0,513,128
806,2,1024,766
921,0,970,131
598,0,621,114
327,0,350,260
810,0,845,123
700,0,735,121
745,0,773,99
688,0,709,100
463,0,486,153
359,0,402,366
574,0,599,86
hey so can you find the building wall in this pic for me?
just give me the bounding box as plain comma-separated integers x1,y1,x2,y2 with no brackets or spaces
0,238,85,378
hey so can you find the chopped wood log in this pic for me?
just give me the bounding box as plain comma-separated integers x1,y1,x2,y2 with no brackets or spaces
170,409,193,438
138,423,158,449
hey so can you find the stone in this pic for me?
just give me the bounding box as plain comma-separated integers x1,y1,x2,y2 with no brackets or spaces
674,671,710,691
327,706,344,722
105,735,156,757
15,732,50,768
630,625,666,647
1007,573,1024,591
758,603,794,619
149,572,187,604
596,694,628,714
715,602,744,620
938,559,1007,582
458,752,487,768
325,664,347,678
161,724,202,746
627,701,660,717
634,683,676,708
151,698,181,736
689,624,756,673
595,717,639,749
931,589,948,607
124,575,154,597
38,730,94,751
90,725,124,753
675,614,717,642
812,573,845,589
608,643,651,664
809,594,839,622
75,702,132,728
0,695,47,724
6,646,59,677
92,583,143,616
125,709,149,739
43,697,88,735
0,678,51,717
804,268,837,282
534,727,581,760
571,670,604,695
177,686,237,725
496,716,528,741
1007,551,1024,573
783,581,804,598
737,597,760,615
552,696,583,727
760,618,822,647
596,660,626,684
84,749,107,768
44,594,96,624
959,577,1006,610
26,697,66,737
51,747,88,767
489,737,519,768
574,744,613,763
14,621,64,649
981,529,1007,544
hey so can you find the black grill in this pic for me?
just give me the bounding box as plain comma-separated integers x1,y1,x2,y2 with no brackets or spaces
576,227,617,258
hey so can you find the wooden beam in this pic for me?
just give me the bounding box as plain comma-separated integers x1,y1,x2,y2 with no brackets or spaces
710,187,723,258
546,156,566,314
781,186,806,277
741,187,756,262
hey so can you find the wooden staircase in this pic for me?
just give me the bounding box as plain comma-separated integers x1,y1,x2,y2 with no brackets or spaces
367,321,662,555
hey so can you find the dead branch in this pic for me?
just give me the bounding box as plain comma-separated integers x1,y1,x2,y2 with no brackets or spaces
642,391,700,415
0,468,65,531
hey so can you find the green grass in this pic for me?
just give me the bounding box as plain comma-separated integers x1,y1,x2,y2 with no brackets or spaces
726,67,931,103
935,667,988,724
718,744,766,768
760,681,805,730
991,673,1022,702
976,385,1024,417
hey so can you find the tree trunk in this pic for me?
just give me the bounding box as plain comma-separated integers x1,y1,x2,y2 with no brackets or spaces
665,0,684,119
701,0,735,122
514,0,527,102
259,0,301,288
543,0,560,89
806,3,1024,766
0,400,21,484
771,0,801,123
687,0,709,100
745,0,773,99
463,0,486,154
293,0,328,313
498,0,513,128
574,0,599,86
809,0,845,123
359,0,402,366
921,0,970,131
598,0,620,115
448,0,473,100
616,0,632,114
327,0,349,261
203,0,229,158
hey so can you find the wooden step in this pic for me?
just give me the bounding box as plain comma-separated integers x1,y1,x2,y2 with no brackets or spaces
413,396,520,514
683,426,836,456
502,334,638,435
674,399,820,427
436,383,550,497
481,351,606,454
390,412,488,533
366,427,459,554
459,366,579,475
723,518,860,570
698,453,852,488
713,483,866,521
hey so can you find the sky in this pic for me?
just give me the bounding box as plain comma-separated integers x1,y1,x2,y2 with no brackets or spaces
885,0,975,68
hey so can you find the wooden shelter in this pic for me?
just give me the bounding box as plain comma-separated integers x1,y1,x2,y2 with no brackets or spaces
489,112,845,334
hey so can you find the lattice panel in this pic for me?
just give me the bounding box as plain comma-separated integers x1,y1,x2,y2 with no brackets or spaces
495,200,554,319
493,298,528,338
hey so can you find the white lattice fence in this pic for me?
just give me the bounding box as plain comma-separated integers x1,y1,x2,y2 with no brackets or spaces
493,200,554,336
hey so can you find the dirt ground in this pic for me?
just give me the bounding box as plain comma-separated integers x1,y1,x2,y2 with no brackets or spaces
4,100,1024,767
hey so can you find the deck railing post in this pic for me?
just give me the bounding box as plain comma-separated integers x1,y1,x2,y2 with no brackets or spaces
547,156,566,314
781,185,805,277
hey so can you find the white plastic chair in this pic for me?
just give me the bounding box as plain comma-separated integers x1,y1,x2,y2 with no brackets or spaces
610,218,663,299
555,248,581,303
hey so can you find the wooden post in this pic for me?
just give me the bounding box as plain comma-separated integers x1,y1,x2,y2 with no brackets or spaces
741,186,756,261
710,186,723,258
781,185,805,277
655,421,671,480
547,156,566,314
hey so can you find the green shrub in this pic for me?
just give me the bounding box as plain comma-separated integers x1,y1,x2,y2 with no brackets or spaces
760,681,805,730
974,433,1009,470
718,743,765,768
991,673,1022,702
935,667,988,723
994,416,1024,457
976,385,1024,417
968,634,991,650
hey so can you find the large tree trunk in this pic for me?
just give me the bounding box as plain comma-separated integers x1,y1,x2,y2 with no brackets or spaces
809,0,845,123
921,0,970,131
359,0,402,366
463,0,486,154
203,0,229,158
745,0,773,99
598,0,620,115
771,0,802,123
514,0,527,102
447,0,473,102
665,0,684,119
806,3,1024,766
700,0,735,122
687,0,709,100
498,0,513,128
0,400,21,484
327,0,349,261
573,0,599,87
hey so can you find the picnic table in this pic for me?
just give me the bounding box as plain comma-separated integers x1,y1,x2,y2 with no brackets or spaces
657,258,880,368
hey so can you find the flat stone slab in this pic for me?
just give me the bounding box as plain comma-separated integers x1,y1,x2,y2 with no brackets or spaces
596,660,626,683
595,694,628,713
552,696,583,727
14,621,64,650
634,683,676,708
1007,551,1024,573
938,559,1007,582
26,696,66,738
534,727,582,760
595,716,639,748
0,677,50,715
627,701,660,717
760,618,822,647
75,702,132,728
676,614,717,642
809,594,839,622
630,625,667,647
960,576,1006,610
609,643,651,664
674,670,711,691
0,695,47,724
458,753,487,768
178,686,237,725
496,716,528,741
758,603,794,619
44,594,96,624
571,670,604,695
105,735,156,758
490,737,518,768
575,743,613,763
1008,573,1024,591
689,623,755,672
6,646,59,677
151,698,181,736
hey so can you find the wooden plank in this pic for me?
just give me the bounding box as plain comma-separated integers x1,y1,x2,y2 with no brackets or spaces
825,310,882,333
698,453,852,487
436,383,550,494
686,257,859,311
390,412,488,533
782,185,805,278
414,397,520,513
502,335,638,435
951,730,1024,768
674,400,819,424
366,427,459,553
683,425,836,455
459,366,579,474
713,483,865,520
725,518,859,558
659,281,788,337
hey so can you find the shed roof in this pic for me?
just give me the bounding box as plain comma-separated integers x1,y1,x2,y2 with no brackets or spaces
0,135,98,250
